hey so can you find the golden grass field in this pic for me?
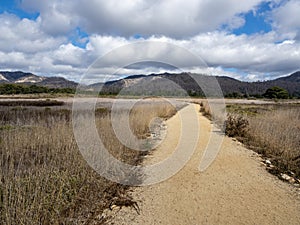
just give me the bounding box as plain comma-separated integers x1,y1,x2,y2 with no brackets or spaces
0,99,178,224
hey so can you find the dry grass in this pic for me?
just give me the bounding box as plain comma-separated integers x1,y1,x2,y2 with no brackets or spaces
226,104,300,178
0,100,177,224
0,100,64,107
246,107,300,176
198,100,226,128
130,101,177,138
199,100,212,119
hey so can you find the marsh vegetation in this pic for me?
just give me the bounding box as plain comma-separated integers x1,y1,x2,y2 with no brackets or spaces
0,99,178,224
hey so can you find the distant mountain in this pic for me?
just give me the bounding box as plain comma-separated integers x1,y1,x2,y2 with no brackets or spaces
1,70,299,97
275,71,300,82
0,71,78,88
89,71,300,97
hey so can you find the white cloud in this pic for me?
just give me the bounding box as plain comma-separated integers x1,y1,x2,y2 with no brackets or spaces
20,0,76,36
57,31,298,82
271,0,300,40
1,29,300,82
0,13,65,53
87,35,129,56
0,0,299,83
20,0,265,38
52,44,86,67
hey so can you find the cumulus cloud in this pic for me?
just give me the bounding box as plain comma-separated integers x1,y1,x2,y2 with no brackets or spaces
0,13,65,53
87,35,129,56
271,0,300,40
52,44,87,67
20,0,76,36
1,29,300,82
74,32,300,82
0,0,299,82
20,0,265,38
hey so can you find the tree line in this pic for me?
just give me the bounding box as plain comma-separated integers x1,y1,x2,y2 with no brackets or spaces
0,84,75,95
0,83,295,99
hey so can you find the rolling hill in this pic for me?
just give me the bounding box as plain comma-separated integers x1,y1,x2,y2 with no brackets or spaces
1,70,299,97
90,71,300,97
0,71,77,88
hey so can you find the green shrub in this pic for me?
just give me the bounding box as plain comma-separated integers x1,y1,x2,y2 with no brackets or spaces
263,86,289,99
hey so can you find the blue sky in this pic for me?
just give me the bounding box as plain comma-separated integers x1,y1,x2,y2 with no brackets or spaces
0,0,39,19
0,0,299,82
232,2,273,35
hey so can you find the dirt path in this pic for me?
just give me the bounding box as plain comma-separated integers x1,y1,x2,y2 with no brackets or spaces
110,104,300,225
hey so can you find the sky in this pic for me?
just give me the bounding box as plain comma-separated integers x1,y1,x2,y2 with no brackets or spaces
0,0,300,83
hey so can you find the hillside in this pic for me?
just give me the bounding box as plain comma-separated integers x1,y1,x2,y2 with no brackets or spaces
1,70,299,97
0,71,77,88
91,71,300,97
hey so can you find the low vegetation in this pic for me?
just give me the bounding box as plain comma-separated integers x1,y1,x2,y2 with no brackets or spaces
199,100,212,119
0,84,75,95
0,100,177,224
225,103,300,179
263,86,290,99
130,101,177,138
225,114,249,138
0,99,64,107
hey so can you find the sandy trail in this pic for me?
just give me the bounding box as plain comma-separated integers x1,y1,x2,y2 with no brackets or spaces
110,104,300,225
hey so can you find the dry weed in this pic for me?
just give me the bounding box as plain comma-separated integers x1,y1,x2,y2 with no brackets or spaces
0,100,177,224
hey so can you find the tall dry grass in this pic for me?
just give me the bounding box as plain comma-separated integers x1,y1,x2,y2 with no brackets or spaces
130,101,177,138
225,104,300,178
199,100,212,119
245,107,300,176
0,100,177,224
198,100,226,128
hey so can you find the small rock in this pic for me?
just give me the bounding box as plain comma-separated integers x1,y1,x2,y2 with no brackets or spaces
265,159,271,165
281,173,291,181
260,161,266,166
110,204,121,211
280,173,296,183
268,164,275,169
289,177,296,184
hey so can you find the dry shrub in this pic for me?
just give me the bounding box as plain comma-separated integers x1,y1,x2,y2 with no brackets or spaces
0,100,178,224
199,100,212,119
225,114,249,138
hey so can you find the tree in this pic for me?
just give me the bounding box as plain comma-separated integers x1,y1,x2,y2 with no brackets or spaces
263,86,289,99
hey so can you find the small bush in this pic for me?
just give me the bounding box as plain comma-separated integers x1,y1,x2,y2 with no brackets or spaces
225,114,249,138
199,101,212,119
